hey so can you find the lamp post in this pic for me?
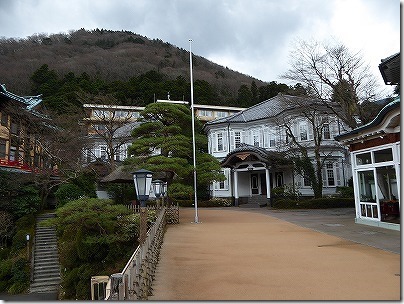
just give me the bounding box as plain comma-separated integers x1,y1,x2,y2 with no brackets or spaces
132,169,153,244
162,182,167,206
26,234,30,261
151,179,164,208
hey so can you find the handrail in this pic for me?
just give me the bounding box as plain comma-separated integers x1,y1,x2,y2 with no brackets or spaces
104,205,172,300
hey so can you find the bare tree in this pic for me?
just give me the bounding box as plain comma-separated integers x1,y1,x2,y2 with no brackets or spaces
81,94,139,170
282,39,381,128
275,95,348,198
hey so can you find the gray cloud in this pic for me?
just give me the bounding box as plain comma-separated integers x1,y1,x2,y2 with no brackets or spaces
0,0,400,89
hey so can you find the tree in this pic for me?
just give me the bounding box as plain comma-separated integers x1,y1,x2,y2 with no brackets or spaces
282,39,381,128
80,94,139,170
275,96,345,198
126,102,225,199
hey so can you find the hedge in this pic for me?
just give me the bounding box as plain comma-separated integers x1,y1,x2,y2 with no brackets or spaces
171,197,233,207
272,197,355,209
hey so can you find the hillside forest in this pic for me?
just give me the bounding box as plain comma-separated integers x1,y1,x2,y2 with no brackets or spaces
1,28,306,115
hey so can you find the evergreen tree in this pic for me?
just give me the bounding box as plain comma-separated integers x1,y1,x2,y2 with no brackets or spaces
126,102,224,199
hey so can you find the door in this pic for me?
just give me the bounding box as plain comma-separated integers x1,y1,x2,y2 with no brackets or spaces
251,174,259,195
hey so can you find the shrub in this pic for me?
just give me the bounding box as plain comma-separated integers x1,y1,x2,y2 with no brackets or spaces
171,197,233,207
271,197,355,209
335,186,354,198
10,185,41,218
8,258,29,294
55,183,86,208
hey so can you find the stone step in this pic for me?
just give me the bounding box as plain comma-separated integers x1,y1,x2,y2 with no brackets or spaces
34,264,60,271
34,271,61,280
35,246,58,252
32,275,61,284
35,242,58,247
30,281,60,293
34,261,59,268
34,250,59,256
35,229,56,234
31,213,60,295
35,237,57,242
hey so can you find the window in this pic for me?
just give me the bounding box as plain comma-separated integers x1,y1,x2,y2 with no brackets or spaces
356,152,371,165
374,148,393,163
252,130,260,147
10,120,19,135
0,139,6,158
215,111,227,118
9,146,17,161
93,110,110,118
275,172,284,187
234,131,241,148
326,163,335,186
199,110,212,117
93,124,106,132
323,123,331,139
100,146,107,160
0,112,7,126
215,169,228,190
299,123,308,141
269,134,276,147
217,133,224,151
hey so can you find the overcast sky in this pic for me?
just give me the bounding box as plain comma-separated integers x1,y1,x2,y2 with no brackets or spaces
0,0,400,93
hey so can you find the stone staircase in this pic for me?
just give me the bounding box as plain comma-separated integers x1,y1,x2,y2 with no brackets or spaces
239,195,268,208
29,213,61,294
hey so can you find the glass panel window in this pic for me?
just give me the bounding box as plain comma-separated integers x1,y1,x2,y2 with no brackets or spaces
9,146,17,161
374,148,393,163
216,111,227,118
10,121,19,135
199,110,212,117
269,134,276,147
358,170,376,202
253,131,260,147
300,123,308,141
234,131,241,148
217,133,224,151
1,112,7,126
323,123,331,139
99,146,107,160
356,152,371,166
376,165,398,201
326,163,335,186
0,139,6,158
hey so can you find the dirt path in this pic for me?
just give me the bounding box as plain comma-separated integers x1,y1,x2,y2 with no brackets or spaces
149,208,400,301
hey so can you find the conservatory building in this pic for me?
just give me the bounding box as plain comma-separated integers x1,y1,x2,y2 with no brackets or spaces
203,93,352,206
336,98,400,230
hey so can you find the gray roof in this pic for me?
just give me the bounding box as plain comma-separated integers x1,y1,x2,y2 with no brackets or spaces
204,94,322,126
0,84,43,110
379,52,400,85
335,97,400,141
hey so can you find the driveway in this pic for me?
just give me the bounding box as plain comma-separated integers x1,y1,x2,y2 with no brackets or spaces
149,207,400,301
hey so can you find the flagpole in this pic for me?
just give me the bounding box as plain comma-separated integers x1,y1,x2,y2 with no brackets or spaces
189,39,199,224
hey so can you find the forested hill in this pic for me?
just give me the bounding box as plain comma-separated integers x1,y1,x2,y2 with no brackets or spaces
0,28,302,113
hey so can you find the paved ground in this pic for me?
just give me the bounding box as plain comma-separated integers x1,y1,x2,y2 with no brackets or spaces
149,207,401,301
1,207,400,302
245,207,400,254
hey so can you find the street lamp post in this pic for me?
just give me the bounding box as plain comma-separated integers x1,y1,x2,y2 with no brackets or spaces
132,169,153,245
26,234,30,261
151,179,164,208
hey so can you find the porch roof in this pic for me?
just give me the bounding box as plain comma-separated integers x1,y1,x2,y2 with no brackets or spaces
221,144,288,168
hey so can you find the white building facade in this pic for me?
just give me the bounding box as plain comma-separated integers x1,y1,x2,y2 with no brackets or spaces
204,94,352,206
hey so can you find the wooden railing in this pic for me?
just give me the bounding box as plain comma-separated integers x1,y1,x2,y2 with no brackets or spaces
103,204,179,300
